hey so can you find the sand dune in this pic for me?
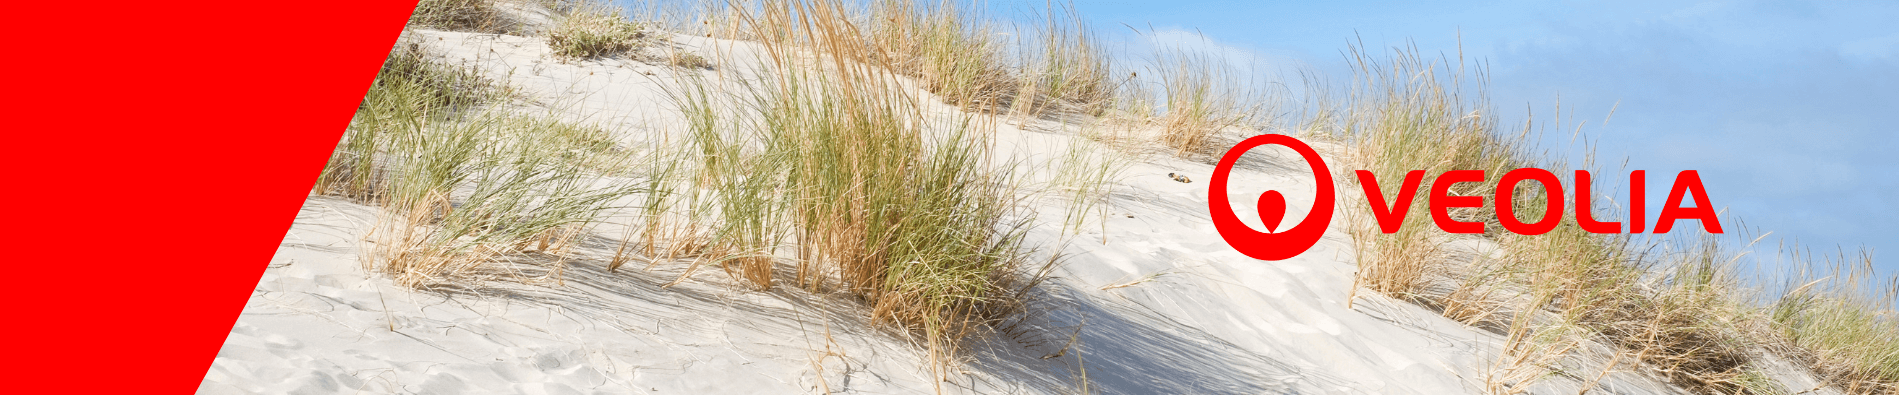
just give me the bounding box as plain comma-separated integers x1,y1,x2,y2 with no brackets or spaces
201,18,1848,395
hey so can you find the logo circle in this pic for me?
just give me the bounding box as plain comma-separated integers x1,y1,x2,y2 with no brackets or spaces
1208,134,1335,260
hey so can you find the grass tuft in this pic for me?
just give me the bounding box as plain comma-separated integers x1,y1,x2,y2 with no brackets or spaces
1330,42,1524,301
1150,48,1263,157
1007,2,1117,119
317,42,503,200
324,37,641,289
638,1,1055,385
411,0,512,33
547,6,646,59
1765,248,1899,393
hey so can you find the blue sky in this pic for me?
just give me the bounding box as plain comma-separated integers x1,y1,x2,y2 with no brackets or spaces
1008,0,1896,276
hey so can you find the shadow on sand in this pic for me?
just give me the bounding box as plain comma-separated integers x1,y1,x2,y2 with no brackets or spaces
408,228,1356,394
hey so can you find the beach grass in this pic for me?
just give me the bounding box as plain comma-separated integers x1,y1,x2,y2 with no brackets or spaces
1325,42,1895,394
645,2,1053,383
410,0,510,33
323,1,1898,393
547,4,647,59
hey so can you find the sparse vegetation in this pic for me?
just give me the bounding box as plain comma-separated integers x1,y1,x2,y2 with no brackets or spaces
1151,48,1265,157
1327,42,1524,302
642,2,1055,384
319,1,1896,393
410,0,511,33
1008,3,1118,119
317,42,504,199
666,50,712,69
547,6,646,59
1049,138,1126,238
865,0,1018,111
1326,42,1897,395
365,111,642,288
330,45,641,288
326,7,644,289
1765,248,1899,393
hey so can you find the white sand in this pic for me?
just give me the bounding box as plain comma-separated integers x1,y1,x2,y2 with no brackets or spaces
200,23,1844,395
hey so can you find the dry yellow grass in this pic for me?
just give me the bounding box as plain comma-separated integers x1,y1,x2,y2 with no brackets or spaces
639,1,1063,387
1319,42,1894,394
332,2,1899,393
410,0,511,33
547,5,647,59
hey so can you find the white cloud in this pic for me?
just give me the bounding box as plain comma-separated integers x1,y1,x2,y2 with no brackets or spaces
1141,27,1303,82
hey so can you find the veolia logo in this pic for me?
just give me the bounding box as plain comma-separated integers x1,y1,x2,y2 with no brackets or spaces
1209,134,1336,261
1211,134,1723,261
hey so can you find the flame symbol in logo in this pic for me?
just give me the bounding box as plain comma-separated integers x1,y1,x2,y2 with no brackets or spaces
1208,134,1335,261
